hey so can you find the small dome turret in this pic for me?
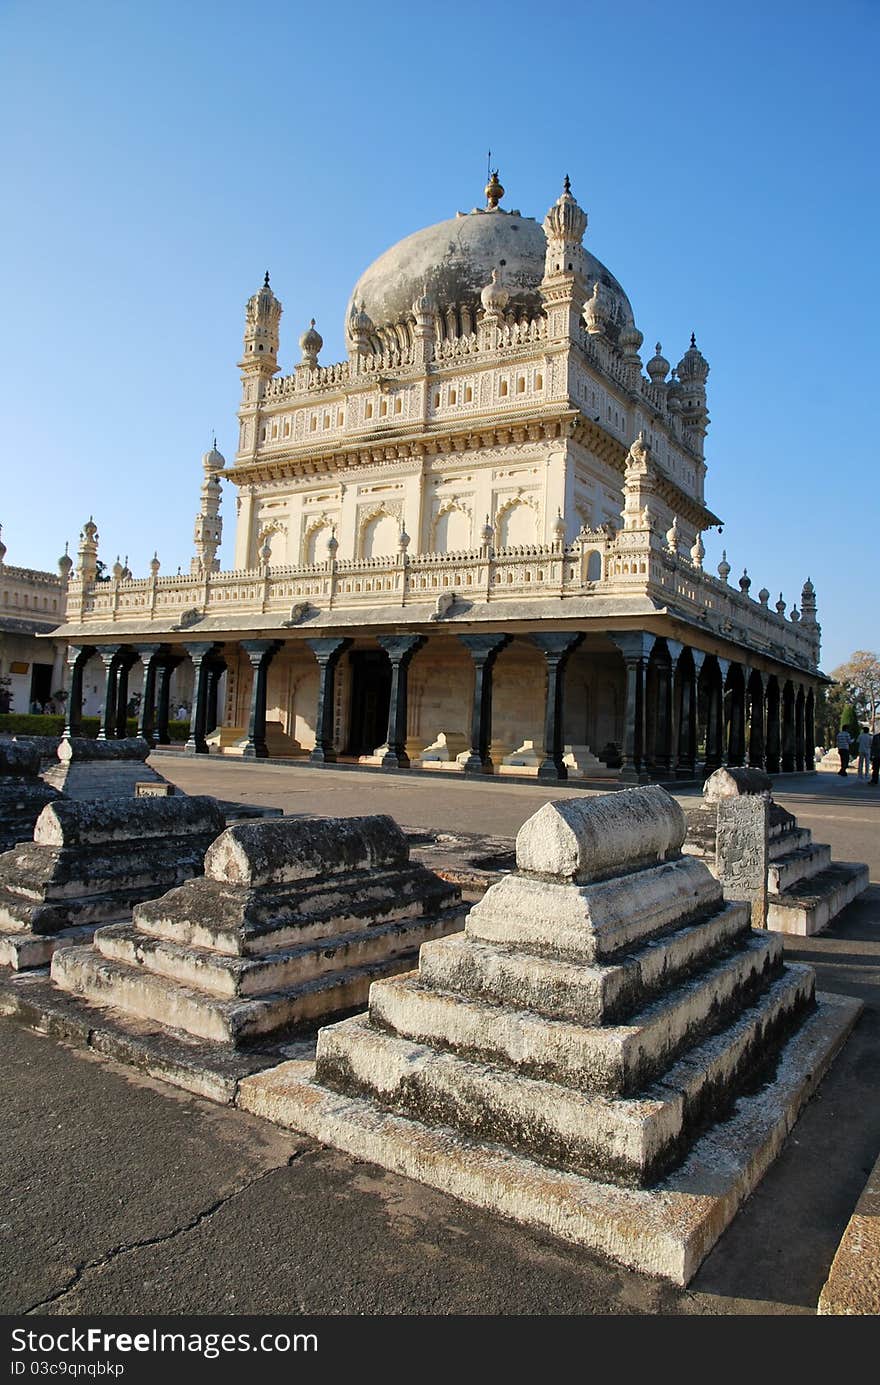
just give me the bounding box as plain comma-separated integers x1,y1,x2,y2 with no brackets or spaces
646,342,669,385
717,550,730,583
203,438,225,471
480,268,509,315
58,542,73,579
299,319,323,367
676,332,709,384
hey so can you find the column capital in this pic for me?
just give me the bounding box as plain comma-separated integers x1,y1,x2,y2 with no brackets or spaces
716,657,731,681
376,634,425,665
135,643,164,662
458,633,511,664
530,631,583,661
691,648,707,675
306,636,352,666
183,641,222,664
240,639,282,663
665,639,684,666
608,630,654,663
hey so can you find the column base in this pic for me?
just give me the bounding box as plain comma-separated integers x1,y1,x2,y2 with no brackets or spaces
309,747,337,765
184,740,209,756
537,760,567,781
619,767,652,784
379,749,409,769
461,754,493,775
241,743,269,759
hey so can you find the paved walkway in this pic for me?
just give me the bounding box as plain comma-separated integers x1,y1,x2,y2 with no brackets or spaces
2,757,878,1315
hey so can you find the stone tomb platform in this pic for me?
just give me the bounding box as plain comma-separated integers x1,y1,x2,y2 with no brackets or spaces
52,814,467,1047
239,786,860,1285
0,796,225,970
0,740,60,854
42,736,172,801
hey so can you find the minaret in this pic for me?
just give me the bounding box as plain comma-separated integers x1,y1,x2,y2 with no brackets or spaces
675,333,710,454
540,175,590,340
237,272,282,465
76,517,99,584
620,431,660,532
191,440,225,574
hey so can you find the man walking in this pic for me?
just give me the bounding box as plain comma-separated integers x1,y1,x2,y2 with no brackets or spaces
836,727,852,775
870,731,880,786
857,726,873,779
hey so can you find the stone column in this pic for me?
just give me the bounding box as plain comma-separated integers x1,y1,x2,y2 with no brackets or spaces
727,665,746,767
805,688,816,771
135,645,163,746
680,649,705,778
531,632,583,780
96,648,120,742
795,685,806,772
458,634,511,774
765,678,781,774
609,632,653,784
662,640,684,779
206,665,223,736
377,635,425,769
240,641,281,758
63,646,93,740
154,659,174,746
704,659,725,774
781,683,795,772
183,643,219,756
306,638,352,764
113,651,136,738
748,672,765,769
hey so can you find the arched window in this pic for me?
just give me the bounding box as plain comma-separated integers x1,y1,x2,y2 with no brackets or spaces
586,550,602,581
498,501,537,547
361,512,399,559
434,507,471,553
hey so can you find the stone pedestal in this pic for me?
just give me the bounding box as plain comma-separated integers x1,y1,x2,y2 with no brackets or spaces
498,740,545,775
52,814,467,1045
562,743,616,778
416,731,469,770
0,796,224,970
0,741,61,854
238,785,859,1285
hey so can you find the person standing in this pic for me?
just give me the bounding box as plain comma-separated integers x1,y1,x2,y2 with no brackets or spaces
870,731,880,786
836,727,852,775
857,726,873,779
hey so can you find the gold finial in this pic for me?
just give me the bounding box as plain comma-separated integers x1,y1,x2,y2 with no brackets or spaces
485,169,504,210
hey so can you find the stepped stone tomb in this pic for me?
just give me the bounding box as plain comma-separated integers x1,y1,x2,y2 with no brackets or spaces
685,768,869,935
0,796,225,970
52,814,467,1046
41,736,172,801
238,786,860,1284
0,740,60,853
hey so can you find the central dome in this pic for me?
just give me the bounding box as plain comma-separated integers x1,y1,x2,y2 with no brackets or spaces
347,201,634,337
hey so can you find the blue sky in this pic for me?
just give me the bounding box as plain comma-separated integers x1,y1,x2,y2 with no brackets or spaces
0,0,875,670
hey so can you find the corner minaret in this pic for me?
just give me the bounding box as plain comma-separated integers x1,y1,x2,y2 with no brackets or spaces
540,176,589,339
675,333,710,455
191,440,225,575
237,271,282,467
76,518,99,584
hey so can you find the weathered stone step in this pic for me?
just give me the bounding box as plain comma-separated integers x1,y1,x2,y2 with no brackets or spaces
94,906,467,998
766,863,870,936
315,964,811,1186
767,843,832,894
0,883,165,937
0,923,99,971
417,901,751,1025
131,867,456,957
767,827,812,861
465,856,723,963
369,933,783,1096
52,943,428,1045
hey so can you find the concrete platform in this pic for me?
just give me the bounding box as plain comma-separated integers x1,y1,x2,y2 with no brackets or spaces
237,991,860,1286
818,1144,880,1314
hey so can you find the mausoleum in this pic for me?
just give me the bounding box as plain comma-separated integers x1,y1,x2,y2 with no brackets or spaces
49,174,823,782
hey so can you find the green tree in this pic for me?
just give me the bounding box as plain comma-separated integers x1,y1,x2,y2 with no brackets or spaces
830,650,880,730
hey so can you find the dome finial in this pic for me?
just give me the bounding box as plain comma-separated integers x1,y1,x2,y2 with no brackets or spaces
563,173,571,194
485,169,504,210
690,331,696,348
264,270,270,288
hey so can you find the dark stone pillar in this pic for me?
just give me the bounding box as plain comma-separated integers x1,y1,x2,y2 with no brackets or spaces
97,649,120,741
795,686,806,772
782,683,795,772
806,689,816,771
727,665,746,767
241,641,280,759
207,665,223,736
748,673,765,769
665,640,684,779
531,632,583,780
765,678,781,774
377,635,425,769
184,643,220,755
63,646,94,740
458,634,511,774
113,652,137,738
135,645,163,746
154,660,174,746
704,659,725,774
307,638,352,764
609,632,653,783
653,650,674,778
686,649,706,777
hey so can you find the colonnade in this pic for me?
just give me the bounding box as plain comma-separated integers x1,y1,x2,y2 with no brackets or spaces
64,632,817,783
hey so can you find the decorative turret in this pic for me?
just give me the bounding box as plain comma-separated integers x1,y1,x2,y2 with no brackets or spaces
646,342,669,386
666,515,680,555
690,531,705,569
717,550,730,583
76,518,99,584
618,324,644,381
239,272,282,383
675,333,710,453
540,176,589,339
480,268,509,317
58,543,73,584
191,439,225,575
739,568,751,594
758,587,770,607
583,278,614,337
776,593,787,617
484,170,505,210
621,431,660,532
299,318,323,368
410,287,436,367
347,300,374,361
800,576,818,626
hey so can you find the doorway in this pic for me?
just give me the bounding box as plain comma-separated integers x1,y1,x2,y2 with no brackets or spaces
346,650,391,755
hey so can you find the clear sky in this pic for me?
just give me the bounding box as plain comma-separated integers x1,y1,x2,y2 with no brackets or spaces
0,0,876,671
